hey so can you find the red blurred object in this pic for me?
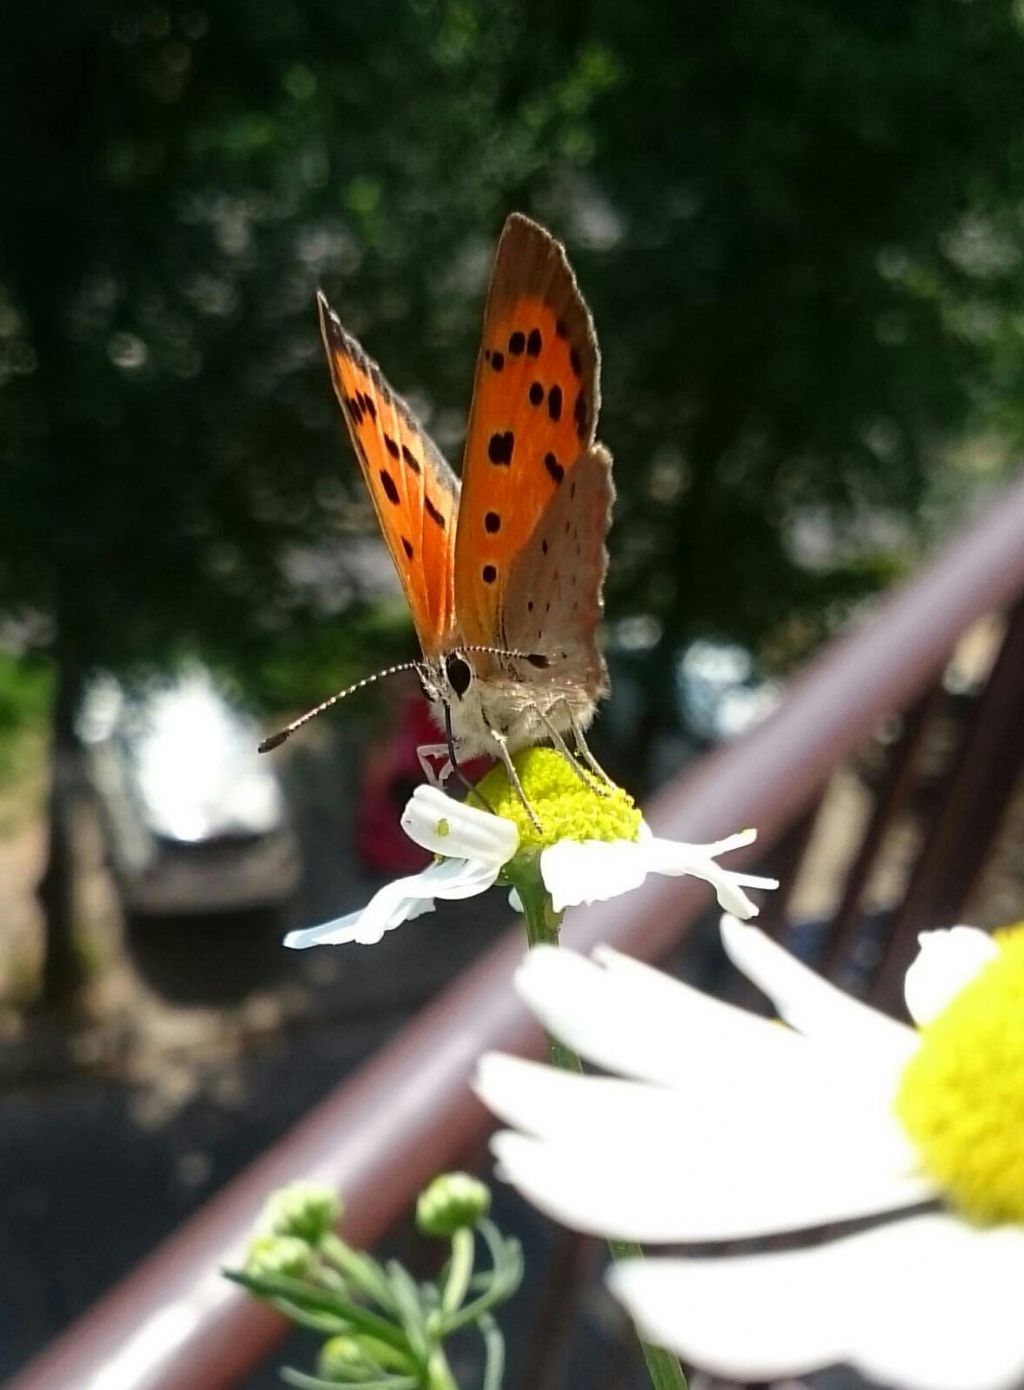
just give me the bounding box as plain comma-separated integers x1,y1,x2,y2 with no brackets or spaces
356,696,489,873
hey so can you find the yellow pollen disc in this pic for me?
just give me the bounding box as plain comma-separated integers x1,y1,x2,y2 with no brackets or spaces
895,923,1024,1225
473,747,642,852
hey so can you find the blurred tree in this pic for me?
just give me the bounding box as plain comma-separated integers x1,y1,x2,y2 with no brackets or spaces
575,0,1024,757
1,0,1023,997
0,0,611,1002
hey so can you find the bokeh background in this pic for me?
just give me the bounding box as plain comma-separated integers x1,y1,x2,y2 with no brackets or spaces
2,0,1023,1384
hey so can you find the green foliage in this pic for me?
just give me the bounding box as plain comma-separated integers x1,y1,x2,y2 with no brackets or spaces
0,653,51,742
1,0,1022,726
0,653,51,781
231,1176,522,1388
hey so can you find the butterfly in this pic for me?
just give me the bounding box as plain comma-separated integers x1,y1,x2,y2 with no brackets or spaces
263,214,613,819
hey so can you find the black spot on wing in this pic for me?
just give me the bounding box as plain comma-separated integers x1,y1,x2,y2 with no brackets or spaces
529,382,544,407
380,469,400,505
485,511,501,533
402,444,421,474
548,386,562,422
508,330,525,356
545,452,564,485
425,495,446,529
527,328,542,357
488,431,514,465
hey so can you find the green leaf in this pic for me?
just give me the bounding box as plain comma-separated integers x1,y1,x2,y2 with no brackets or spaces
479,1312,506,1390
383,1262,430,1361
225,1270,406,1351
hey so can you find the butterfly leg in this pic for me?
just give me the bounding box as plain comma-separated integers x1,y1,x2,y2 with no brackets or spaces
563,702,616,788
485,723,542,832
417,743,453,789
535,704,609,798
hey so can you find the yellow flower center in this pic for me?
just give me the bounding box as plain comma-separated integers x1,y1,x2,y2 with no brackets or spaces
474,746,642,852
895,923,1024,1225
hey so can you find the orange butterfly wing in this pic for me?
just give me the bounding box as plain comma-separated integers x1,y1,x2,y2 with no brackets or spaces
318,293,458,660
453,214,601,652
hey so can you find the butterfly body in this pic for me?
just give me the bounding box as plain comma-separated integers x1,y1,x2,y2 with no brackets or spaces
317,213,613,792
418,618,609,762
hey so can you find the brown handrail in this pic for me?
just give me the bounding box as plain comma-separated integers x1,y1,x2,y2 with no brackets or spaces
9,473,1024,1390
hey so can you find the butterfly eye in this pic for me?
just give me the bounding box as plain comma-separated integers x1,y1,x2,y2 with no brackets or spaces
444,652,473,699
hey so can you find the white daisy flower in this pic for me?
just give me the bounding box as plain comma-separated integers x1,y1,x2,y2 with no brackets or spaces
285,748,776,949
476,918,1024,1390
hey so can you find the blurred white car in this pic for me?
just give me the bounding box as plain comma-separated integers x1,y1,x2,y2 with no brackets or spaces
78,669,301,916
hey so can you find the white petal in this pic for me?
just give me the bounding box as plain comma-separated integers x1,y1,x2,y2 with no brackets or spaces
489,1126,927,1243
283,896,433,949
855,1218,1024,1390
401,784,518,864
540,839,650,911
721,914,918,1071
904,926,999,1025
479,1052,928,1242
540,827,776,918
477,1052,677,1142
641,836,777,918
283,856,497,948
609,1245,848,1383
638,823,759,857
610,1215,1024,1390
512,945,809,1088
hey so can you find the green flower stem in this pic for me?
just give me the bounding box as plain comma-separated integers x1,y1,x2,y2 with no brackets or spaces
441,1227,475,1317
320,1232,397,1312
510,861,690,1390
478,1311,506,1390
424,1346,458,1390
442,1220,522,1333
509,862,581,1073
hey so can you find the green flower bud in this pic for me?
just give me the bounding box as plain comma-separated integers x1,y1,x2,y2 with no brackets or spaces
261,1180,342,1244
245,1233,315,1280
416,1172,491,1237
317,1335,370,1381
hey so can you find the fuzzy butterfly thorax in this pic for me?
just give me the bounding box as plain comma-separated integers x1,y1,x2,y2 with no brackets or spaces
313,213,614,806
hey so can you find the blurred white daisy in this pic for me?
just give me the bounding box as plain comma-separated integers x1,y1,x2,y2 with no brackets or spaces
476,918,1024,1390
285,749,775,948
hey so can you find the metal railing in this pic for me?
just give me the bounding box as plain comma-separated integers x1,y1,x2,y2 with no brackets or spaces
9,473,1024,1390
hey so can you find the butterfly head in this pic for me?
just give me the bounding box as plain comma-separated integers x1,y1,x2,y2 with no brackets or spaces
416,650,471,707
443,650,474,700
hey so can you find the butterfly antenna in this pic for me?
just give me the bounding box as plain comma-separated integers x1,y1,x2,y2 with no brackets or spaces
258,661,423,753
461,644,550,669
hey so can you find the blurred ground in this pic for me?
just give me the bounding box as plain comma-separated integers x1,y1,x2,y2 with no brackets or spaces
0,719,523,1385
